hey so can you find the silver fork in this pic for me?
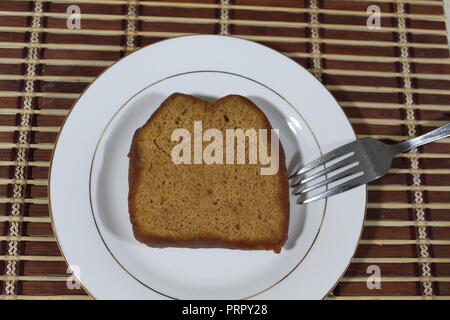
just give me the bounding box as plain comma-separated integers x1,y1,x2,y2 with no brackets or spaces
290,122,450,204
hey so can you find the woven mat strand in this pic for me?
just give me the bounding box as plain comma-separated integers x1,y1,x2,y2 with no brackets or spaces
0,0,449,300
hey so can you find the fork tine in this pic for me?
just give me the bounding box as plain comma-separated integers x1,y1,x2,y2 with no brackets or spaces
292,164,361,195
290,154,356,188
288,142,355,179
297,174,366,204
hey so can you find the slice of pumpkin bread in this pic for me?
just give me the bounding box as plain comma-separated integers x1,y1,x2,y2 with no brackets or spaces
128,93,289,253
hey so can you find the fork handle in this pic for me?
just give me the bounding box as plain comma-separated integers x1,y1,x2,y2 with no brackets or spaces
392,122,450,154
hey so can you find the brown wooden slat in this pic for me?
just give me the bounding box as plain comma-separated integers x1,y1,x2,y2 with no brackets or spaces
334,282,421,295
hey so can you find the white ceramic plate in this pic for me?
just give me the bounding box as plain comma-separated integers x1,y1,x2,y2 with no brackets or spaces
50,35,367,300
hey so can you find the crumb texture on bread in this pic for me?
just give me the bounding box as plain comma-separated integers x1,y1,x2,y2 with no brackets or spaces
128,93,289,253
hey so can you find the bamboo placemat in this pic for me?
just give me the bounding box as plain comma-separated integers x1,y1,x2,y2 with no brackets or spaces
0,0,449,300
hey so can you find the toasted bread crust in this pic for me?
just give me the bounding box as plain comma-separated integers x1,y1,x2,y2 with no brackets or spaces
128,93,289,253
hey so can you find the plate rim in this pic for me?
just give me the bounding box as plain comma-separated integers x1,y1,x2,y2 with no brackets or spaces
48,34,368,300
